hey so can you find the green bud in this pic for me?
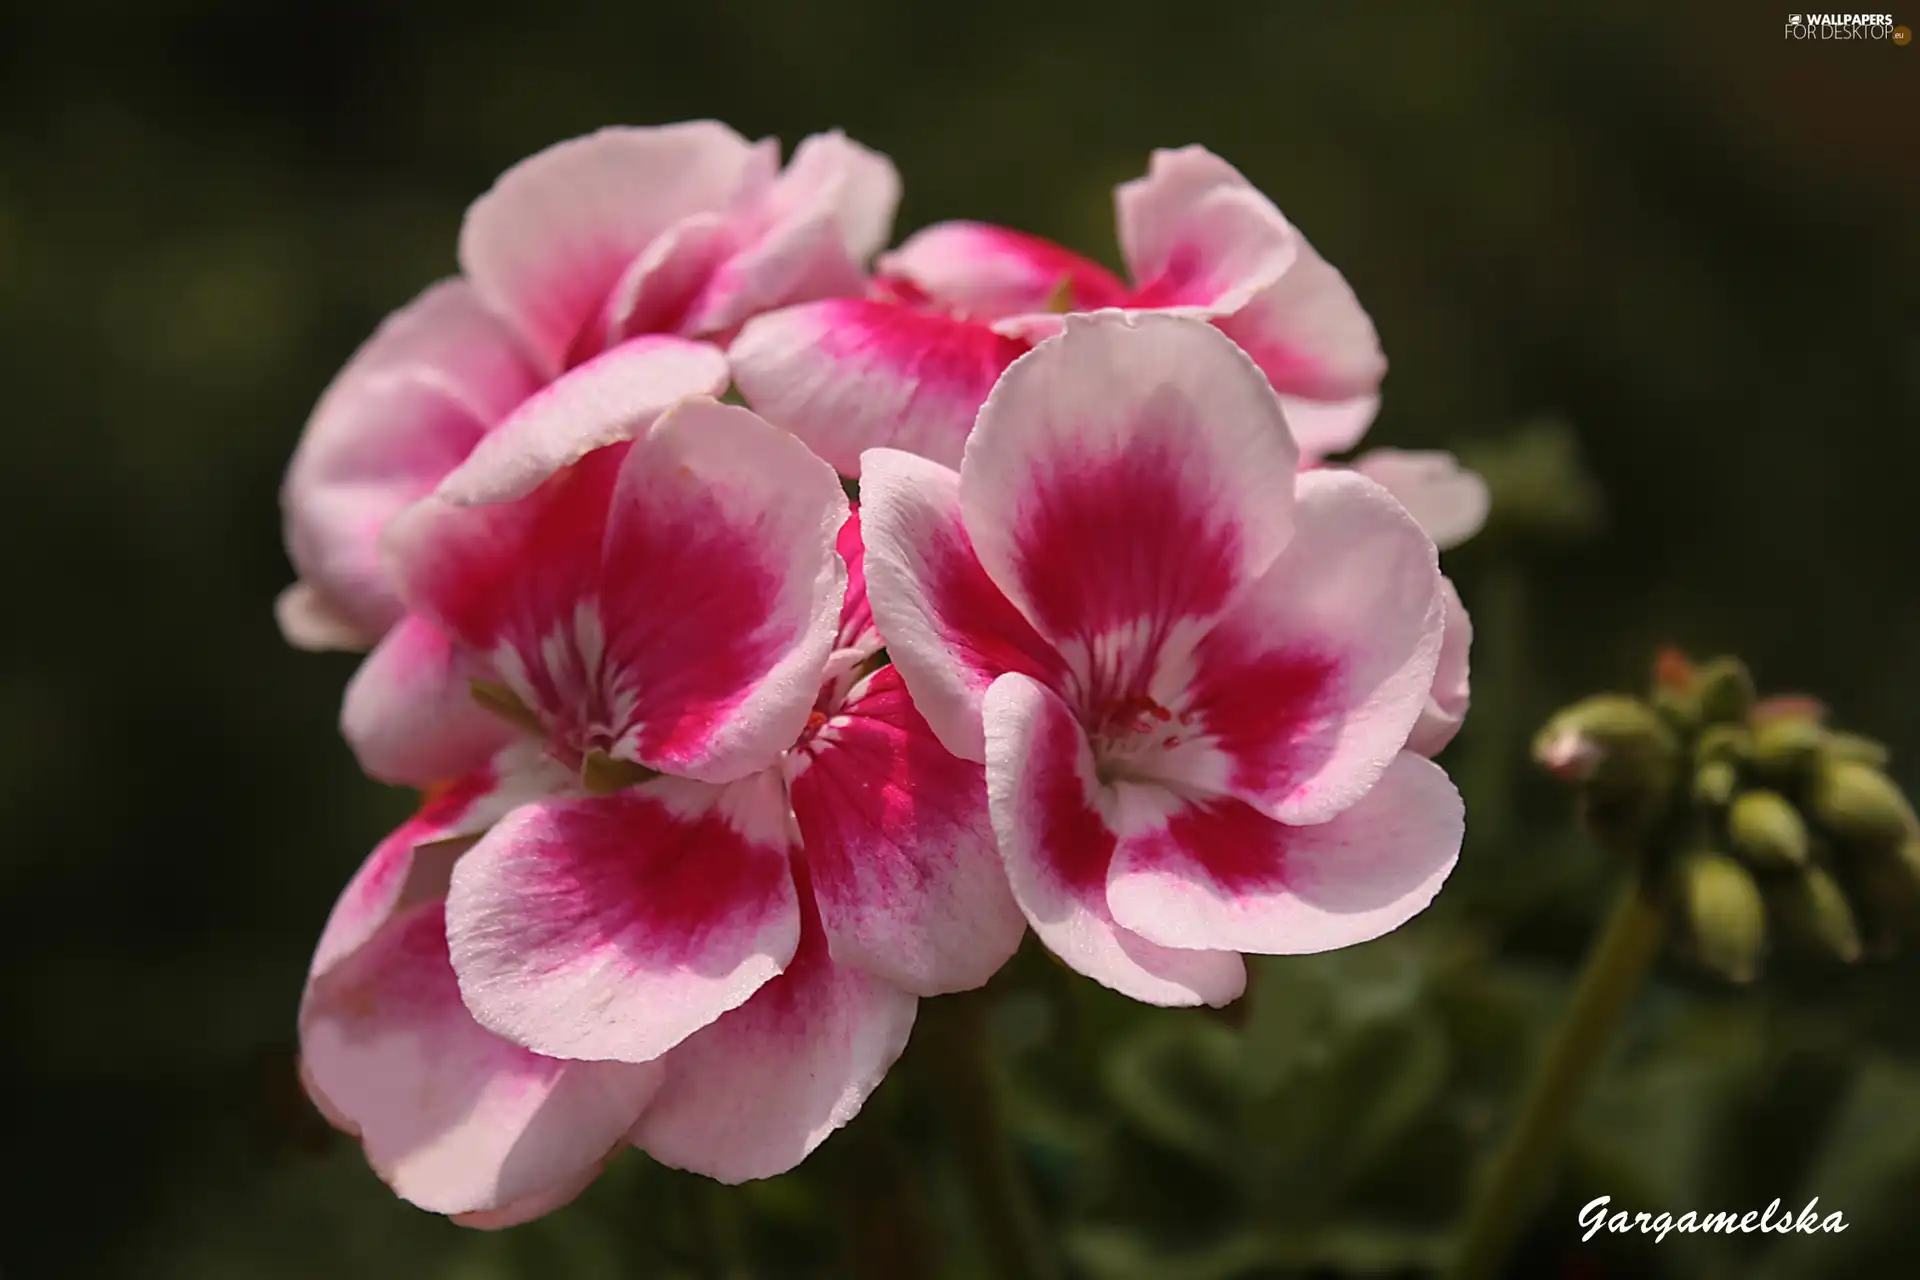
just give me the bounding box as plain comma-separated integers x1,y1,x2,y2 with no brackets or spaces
1807,759,1918,853
1534,696,1682,840
1695,724,1752,769
1694,759,1739,809
1769,866,1863,963
1693,657,1756,726
1824,731,1892,769
1675,851,1767,983
1843,837,1920,952
1750,715,1826,784
1726,789,1810,871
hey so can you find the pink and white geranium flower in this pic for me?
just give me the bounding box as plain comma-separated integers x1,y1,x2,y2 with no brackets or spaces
300,397,1023,1215
277,121,899,785
859,311,1465,1007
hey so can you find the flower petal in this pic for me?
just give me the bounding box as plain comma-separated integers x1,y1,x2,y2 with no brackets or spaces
1350,449,1490,551
789,664,1026,995
445,777,801,1064
959,311,1299,655
302,901,661,1217
1277,392,1380,460
630,875,916,1183
1214,232,1386,403
983,672,1244,1007
775,130,903,266
834,504,878,657
1113,146,1297,312
340,615,517,788
876,221,1131,320
282,279,540,639
1407,576,1472,757
730,298,1026,474
593,399,848,780
459,122,767,374
274,582,380,653
435,335,730,506
450,1158,608,1229
858,448,1063,762
1182,470,1443,825
1106,753,1462,954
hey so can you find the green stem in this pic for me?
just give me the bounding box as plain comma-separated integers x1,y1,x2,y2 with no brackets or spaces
923,992,1059,1280
1445,876,1667,1280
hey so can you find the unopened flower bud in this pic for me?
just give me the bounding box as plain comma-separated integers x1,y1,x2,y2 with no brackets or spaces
1694,760,1739,809
1848,837,1920,952
1750,715,1826,784
1824,731,1892,770
1675,850,1767,983
1727,789,1810,871
1807,760,1918,854
1534,696,1682,841
1769,866,1863,963
1693,657,1756,726
1695,724,1752,769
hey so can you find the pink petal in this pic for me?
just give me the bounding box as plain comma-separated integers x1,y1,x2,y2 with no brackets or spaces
340,615,516,789
983,672,1245,1007
444,778,801,1064
630,872,916,1183
857,448,1064,762
834,505,878,656
1350,449,1490,551
274,582,380,653
592,399,848,780
308,765,518,982
1214,232,1386,403
959,311,1299,658
450,1158,608,1229
1106,753,1462,954
682,130,901,335
435,335,730,506
1407,576,1472,757
1113,146,1297,312
876,221,1131,320
302,901,661,1216
789,665,1026,996
729,298,1026,473
458,122,767,374
1277,392,1381,460
1183,470,1443,825
282,279,541,639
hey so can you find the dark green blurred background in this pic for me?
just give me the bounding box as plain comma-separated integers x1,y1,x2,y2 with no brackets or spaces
3,2,1916,1277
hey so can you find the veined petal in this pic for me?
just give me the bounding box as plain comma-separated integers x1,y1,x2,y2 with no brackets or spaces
435,336,730,506
1407,577,1472,757
301,901,661,1217
1350,449,1490,551
1115,147,1297,312
340,615,516,788
282,279,540,640
877,221,1131,320
858,449,1063,762
1107,753,1461,954
1183,470,1443,825
595,399,848,780
983,673,1244,1007
630,872,916,1183
458,122,767,375
959,312,1299,683
1214,231,1386,403
445,778,801,1064
789,665,1025,995
834,505,878,656
730,299,1026,474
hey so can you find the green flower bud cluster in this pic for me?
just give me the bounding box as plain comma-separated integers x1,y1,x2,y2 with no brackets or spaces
1534,651,1920,984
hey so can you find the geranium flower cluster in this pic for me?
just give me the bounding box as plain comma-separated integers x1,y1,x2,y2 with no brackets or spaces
278,121,1483,1226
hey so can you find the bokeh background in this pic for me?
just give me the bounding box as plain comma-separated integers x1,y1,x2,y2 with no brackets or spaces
3,1,1917,1276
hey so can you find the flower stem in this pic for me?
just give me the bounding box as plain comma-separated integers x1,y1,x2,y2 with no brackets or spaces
1445,876,1667,1280
922,991,1059,1280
